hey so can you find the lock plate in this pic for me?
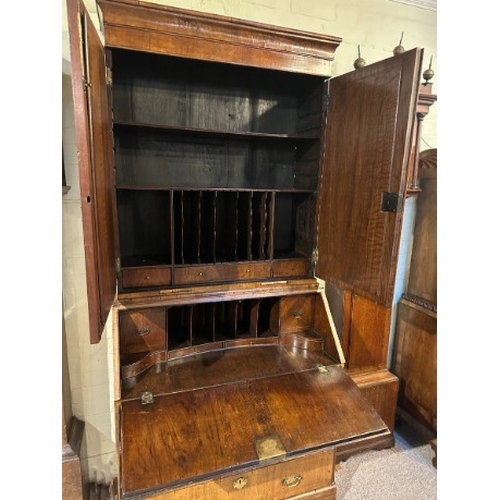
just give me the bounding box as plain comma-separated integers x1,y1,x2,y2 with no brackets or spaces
254,435,286,462
381,191,402,213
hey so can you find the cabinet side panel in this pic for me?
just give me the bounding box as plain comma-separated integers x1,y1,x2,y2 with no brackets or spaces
347,295,391,370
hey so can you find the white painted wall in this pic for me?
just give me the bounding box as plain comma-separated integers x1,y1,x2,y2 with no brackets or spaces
61,0,437,485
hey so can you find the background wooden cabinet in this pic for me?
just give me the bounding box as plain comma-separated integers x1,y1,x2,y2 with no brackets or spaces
392,148,437,434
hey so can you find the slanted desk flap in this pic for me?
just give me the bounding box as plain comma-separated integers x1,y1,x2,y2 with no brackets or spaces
119,364,388,497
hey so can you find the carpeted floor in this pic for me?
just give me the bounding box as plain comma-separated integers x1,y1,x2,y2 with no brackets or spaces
335,421,437,499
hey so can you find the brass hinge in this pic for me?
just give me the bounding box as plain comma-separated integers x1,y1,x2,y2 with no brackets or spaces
140,391,154,405
82,76,91,92
105,66,112,86
115,257,121,273
311,247,319,266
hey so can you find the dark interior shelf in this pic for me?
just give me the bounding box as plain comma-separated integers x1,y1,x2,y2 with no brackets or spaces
113,121,320,141
115,185,316,193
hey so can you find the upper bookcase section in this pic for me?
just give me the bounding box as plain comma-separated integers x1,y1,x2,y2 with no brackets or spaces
97,0,342,77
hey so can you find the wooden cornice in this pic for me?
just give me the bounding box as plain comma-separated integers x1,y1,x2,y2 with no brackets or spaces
97,0,342,76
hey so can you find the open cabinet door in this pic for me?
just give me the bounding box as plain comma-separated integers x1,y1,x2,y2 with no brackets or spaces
67,0,117,343
316,49,422,308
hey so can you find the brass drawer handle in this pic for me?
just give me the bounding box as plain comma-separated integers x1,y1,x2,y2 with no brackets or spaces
136,327,150,336
282,474,302,488
232,477,248,490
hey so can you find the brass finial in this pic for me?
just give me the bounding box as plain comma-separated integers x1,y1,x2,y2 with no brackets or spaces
353,45,366,69
423,56,434,84
393,32,405,55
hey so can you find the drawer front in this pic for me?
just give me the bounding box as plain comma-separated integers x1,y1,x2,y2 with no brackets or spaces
121,267,172,289
120,308,166,354
278,295,315,334
174,262,271,285
273,259,309,278
144,449,335,500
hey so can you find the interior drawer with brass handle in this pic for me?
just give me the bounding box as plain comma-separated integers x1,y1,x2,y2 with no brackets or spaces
121,267,172,290
119,308,166,354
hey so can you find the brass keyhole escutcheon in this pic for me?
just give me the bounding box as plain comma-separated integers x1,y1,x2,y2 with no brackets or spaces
232,477,248,490
282,475,302,488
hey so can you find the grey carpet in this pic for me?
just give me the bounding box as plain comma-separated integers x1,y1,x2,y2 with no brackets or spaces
335,422,437,499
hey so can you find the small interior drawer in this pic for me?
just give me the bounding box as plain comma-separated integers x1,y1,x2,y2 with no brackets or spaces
174,262,271,285
119,308,166,354
272,259,308,278
121,267,172,290
277,295,315,334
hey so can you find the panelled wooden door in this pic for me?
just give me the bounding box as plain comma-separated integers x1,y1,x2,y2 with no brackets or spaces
316,49,423,308
67,0,117,343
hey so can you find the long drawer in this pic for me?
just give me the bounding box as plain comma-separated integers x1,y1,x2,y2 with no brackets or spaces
143,449,335,500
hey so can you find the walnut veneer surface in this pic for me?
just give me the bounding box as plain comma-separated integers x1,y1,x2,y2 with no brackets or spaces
119,346,387,496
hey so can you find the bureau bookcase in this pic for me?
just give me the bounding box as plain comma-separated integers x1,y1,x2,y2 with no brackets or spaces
67,0,424,497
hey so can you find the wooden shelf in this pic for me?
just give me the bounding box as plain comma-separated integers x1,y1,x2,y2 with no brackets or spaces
114,121,320,141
